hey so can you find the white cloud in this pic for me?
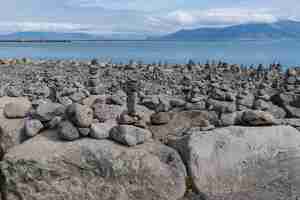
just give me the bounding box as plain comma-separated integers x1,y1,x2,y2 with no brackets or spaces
0,22,94,33
67,0,175,11
150,8,278,32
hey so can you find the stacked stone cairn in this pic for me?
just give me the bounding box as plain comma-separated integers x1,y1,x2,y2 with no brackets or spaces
113,78,152,146
285,68,300,92
88,61,101,95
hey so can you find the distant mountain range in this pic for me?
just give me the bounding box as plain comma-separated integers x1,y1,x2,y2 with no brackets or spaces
2,20,300,41
150,20,300,41
0,31,103,41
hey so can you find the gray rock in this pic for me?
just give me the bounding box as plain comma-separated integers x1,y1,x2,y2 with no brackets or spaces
225,92,236,102
57,96,73,106
0,97,30,154
46,116,63,129
253,99,270,110
254,99,286,119
179,192,207,200
241,110,275,126
58,121,80,141
257,94,271,101
67,103,93,128
110,125,151,146
141,95,171,113
267,103,287,119
24,119,44,137
156,96,171,112
284,104,300,118
184,101,206,111
150,112,171,125
220,111,243,126
6,86,22,97
117,112,139,125
237,93,254,108
69,91,87,102
210,88,229,101
168,126,300,199
90,121,116,139
170,98,186,108
92,99,123,122
140,95,160,110
35,85,51,98
207,99,236,113
35,102,65,122
284,118,300,127
271,92,300,108
3,102,31,118
78,127,90,137
0,131,187,200
106,93,125,106
199,125,215,131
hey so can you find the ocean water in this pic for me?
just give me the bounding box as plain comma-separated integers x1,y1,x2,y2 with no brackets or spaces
0,40,300,66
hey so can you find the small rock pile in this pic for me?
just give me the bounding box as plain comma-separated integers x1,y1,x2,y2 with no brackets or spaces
2,78,154,148
4,59,300,200
56,82,90,105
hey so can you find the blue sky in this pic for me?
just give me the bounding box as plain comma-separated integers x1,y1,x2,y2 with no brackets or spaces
0,0,298,36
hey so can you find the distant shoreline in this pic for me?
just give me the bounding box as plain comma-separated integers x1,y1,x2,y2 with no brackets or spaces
0,40,72,43
0,38,299,43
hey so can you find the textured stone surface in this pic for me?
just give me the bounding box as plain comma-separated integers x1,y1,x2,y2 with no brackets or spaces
0,131,186,200
58,121,80,141
168,126,300,199
0,97,29,155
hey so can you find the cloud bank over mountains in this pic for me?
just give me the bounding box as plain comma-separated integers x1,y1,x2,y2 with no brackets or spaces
0,0,298,36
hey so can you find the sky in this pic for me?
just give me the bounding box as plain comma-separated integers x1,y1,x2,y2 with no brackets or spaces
0,0,299,37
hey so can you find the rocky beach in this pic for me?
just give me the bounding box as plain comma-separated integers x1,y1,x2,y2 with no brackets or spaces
0,58,300,200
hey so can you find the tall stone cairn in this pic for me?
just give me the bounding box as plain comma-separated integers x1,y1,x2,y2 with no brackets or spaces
125,78,139,116
88,64,100,95
285,68,299,92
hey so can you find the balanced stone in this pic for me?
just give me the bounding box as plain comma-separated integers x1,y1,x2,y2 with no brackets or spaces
58,121,80,141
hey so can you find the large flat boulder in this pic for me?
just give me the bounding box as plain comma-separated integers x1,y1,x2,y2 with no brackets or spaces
168,126,300,199
0,97,31,157
0,130,187,200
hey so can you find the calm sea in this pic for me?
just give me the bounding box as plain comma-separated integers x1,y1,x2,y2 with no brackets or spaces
0,40,300,66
